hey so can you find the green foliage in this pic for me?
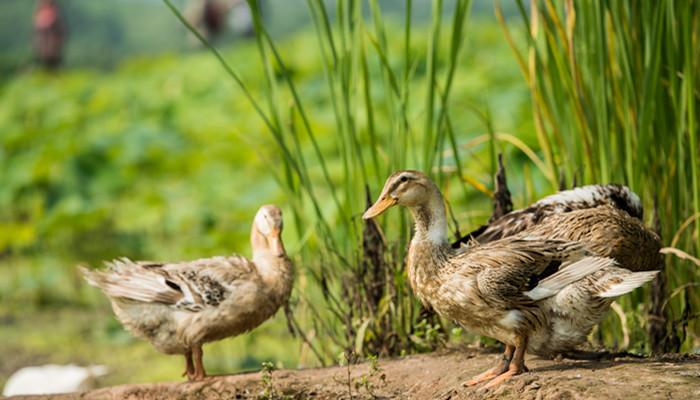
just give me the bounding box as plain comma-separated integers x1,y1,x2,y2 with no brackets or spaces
354,355,386,398
1,5,529,385
498,0,700,352
164,0,538,364
237,0,477,360
411,318,448,352
334,352,386,399
259,361,291,400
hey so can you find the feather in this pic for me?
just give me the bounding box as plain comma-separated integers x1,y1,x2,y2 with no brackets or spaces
454,184,644,246
79,265,183,305
524,257,615,300
597,270,658,298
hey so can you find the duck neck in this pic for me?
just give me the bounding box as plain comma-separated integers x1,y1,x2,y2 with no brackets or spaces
251,230,294,302
405,192,452,298
408,193,450,248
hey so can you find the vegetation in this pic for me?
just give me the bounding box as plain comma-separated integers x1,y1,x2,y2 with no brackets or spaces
162,0,535,363
259,361,291,400
333,352,385,399
0,3,528,387
0,0,697,390
499,0,700,352
167,0,699,361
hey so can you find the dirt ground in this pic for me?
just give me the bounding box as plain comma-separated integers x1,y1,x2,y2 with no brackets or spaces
5,347,699,400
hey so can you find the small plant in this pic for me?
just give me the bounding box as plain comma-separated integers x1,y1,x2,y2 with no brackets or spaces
354,355,386,399
334,351,386,399
333,351,358,399
411,318,448,352
259,362,290,400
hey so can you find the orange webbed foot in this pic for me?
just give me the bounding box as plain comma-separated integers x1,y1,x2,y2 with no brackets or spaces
476,362,527,392
183,346,213,381
467,337,527,392
186,372,215,381
463,344,515,387
463,367,498,386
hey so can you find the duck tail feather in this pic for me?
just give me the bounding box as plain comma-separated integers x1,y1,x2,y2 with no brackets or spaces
524,256,615,300
597,270,659,298
79,264,178,304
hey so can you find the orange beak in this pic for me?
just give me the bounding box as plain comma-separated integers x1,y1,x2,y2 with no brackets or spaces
362,195,397,220
268,229,286,257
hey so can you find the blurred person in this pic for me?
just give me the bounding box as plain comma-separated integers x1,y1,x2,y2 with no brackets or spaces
202,0,227,37
34,0,66,68
184,0,260,45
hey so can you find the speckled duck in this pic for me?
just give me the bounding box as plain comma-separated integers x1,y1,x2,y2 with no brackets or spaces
364,171,658,390
81,205,294,380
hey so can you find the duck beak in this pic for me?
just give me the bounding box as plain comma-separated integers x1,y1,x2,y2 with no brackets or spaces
363,195,397,220
268,229,286,257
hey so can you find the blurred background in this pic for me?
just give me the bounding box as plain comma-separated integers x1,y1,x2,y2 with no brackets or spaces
1,0,698,394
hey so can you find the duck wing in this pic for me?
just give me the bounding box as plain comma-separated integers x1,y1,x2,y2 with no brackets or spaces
455,184,642,246
461,239,613,306
512,206,663,272
80,255,258,312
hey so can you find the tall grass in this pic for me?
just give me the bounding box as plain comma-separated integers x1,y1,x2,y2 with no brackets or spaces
249,0,476,358
164,0,698,362
165,0,477,361
497,0,700,352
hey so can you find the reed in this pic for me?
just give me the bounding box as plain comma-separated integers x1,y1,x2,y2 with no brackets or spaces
164,0,699,362
498,0,699,352
165,0,476,361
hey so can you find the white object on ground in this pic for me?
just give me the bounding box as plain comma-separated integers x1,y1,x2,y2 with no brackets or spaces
2,364,108,396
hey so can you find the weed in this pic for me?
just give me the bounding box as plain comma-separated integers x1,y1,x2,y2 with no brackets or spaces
354,355,386,399
412,318,448,351
498,0,700,353
259,362,291,400
164,0,478,362
333,351,358,399
334,351,386,399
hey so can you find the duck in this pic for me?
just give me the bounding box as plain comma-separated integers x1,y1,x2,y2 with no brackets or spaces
80,204,294,381
363,171,658,390
454,183,644,247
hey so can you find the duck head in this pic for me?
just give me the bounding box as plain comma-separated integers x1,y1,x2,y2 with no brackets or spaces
363,170,438,219
252,204,286,257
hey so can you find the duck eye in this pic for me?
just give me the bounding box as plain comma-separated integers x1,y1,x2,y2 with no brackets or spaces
400,176,408,183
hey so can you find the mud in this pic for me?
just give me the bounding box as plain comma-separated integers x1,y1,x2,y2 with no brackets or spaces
6,348,699,400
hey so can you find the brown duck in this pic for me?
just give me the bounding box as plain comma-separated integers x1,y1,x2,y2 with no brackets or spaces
363,171,658,390
80,205,294,380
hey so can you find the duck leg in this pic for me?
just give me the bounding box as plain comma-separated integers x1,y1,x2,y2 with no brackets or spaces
190,346,211,380
478,335,529,391
183,346,210,380
463,344,515,386
182,350,195,380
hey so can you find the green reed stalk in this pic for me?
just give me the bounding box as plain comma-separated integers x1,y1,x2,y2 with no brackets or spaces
165,0,479,361
502,0,699,352
423,0,441,173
